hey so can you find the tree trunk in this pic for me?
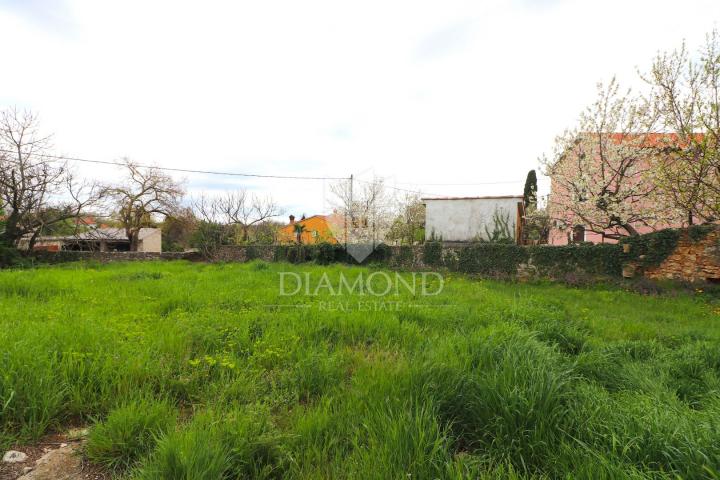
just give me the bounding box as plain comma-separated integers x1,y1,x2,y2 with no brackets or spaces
621,223,639,237
27,230,40,250
129,230,140,251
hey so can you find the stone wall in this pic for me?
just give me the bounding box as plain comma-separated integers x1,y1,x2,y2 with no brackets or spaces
211,245,433,268
213,245,277,262
210,243,622,279
26,230,720,284
643,228,720,282
29,251,200,264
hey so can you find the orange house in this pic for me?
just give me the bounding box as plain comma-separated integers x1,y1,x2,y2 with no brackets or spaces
278,215,340,244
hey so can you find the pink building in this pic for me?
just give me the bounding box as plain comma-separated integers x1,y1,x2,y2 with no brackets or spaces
546,133,690,245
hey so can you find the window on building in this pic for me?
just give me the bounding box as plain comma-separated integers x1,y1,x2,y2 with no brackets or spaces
572,225,585,243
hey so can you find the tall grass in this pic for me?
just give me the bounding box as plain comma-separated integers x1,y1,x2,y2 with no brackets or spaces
86,397,177,473
1,260,720,478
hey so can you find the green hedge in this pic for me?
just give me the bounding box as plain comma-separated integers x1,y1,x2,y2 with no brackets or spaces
422,241,443,266
619,229,681,267
272,241,625,277
199,225,720,277
274,243,350,265
528,243,623,276
457,244,530,276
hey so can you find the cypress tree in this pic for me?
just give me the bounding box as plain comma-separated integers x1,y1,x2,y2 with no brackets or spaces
523,170,537,209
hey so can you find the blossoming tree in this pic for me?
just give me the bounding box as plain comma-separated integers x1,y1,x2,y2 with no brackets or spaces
542,78,674,240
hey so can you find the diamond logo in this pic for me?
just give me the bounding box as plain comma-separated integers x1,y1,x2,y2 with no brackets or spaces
345,242,376,263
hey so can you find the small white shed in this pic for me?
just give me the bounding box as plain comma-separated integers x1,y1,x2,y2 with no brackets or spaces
423,196,523,243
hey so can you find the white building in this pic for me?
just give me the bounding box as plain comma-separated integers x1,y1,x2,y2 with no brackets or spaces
19,227,162,252
423,196,523,243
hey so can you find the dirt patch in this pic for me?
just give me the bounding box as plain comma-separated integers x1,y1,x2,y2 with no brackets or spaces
0,431,108,480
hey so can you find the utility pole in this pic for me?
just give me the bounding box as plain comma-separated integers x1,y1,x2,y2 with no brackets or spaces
346,174,353,247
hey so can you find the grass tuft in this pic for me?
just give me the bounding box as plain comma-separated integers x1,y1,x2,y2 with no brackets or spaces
85,397,176,473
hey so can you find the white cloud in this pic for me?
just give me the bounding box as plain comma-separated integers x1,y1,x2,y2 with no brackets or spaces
1,0,718,215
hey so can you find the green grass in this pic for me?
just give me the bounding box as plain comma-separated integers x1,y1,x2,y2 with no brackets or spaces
1,260,720,478
86,397,177,473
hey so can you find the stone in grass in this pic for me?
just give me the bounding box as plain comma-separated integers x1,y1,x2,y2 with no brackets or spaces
18,443,81,480
2,450,28,463
66,428,89,440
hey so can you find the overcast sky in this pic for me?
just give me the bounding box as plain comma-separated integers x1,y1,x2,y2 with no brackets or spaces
1,0,718,217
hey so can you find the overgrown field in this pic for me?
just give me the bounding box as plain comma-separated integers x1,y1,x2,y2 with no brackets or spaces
2,261,720,479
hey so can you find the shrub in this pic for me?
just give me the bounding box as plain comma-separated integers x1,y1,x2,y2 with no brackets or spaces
422,241,443,267
0,245,29,269
86,398,177,473
245,245,258,261
314,242,336,265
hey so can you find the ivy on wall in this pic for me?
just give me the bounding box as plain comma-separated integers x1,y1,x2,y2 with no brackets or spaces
688,224,715,243
31,226,716,281
422,241,444,267
618,225,719,269
244,241,625,278
457,244,530,276
619,229,681,267
528,243,623,276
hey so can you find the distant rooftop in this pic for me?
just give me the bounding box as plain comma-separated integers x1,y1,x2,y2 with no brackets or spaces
32,227,157,242
421,195,523,201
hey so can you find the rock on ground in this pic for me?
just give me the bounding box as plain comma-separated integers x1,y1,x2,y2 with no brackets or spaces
17,444,81,480
1,452,27,464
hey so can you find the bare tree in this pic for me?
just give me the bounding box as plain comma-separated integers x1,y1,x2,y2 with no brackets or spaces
329,176,396,246
189,194,231,258
641,29,720,223
213,191,282,242
107,159,184,251
543,79,669,240
190,190,281,258
0,108,105,248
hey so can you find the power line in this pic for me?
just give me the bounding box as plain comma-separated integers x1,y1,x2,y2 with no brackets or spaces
0,149,349,181
353,178,445,197
0,149,524,198
395,180,524,186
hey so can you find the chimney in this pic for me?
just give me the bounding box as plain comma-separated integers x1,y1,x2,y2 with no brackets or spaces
289,215,295,225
